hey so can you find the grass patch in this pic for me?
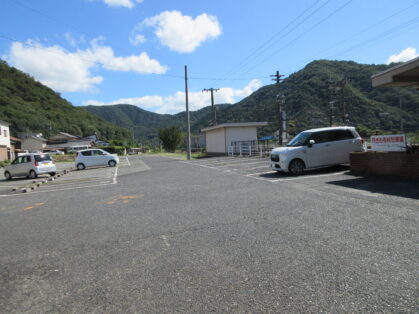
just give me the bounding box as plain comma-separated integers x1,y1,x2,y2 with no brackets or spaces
148,151,206,160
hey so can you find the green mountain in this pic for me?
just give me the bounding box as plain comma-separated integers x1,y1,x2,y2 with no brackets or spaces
85,60,419,143
0,60,132,141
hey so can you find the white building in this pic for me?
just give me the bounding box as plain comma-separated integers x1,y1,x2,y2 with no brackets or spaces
201,122,268,154
0,120,11,161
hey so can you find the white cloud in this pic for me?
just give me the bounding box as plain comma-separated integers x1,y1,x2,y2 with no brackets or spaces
102,0,143,8
129,34,146,46
84,79,262,114
9,41,102,92
142,10,222,53
386,47,419,64
7,39,167,92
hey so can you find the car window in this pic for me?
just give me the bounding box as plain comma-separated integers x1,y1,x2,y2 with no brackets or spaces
35,154,52,162
328,130,355,141
311,131,331,144
12,157,20,164
23,156,31,163
287,132,311,147
81,151,92,156
93,150,105,156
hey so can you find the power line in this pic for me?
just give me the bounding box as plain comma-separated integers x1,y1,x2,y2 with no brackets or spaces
213,0,325,84
238,0,353,77
281,1,419,74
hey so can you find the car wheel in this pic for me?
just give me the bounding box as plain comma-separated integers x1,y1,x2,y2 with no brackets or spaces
4,171,12,180
29,170,37,179
50,172,56,177
289,159,305,176
77,163,86,170
108,160,116,167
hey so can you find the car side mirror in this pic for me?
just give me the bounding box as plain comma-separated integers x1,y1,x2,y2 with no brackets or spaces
308,139,315,148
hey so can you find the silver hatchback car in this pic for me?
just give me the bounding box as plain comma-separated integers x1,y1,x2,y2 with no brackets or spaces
4,153,57,180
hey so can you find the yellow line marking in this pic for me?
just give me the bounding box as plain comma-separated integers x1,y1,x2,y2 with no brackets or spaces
35,202,44,206
104,194,144,205
120,195,141,200
23,206,34,211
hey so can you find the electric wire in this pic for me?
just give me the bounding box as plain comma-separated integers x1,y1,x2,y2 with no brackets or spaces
238,0,353,77
214,0,324,83
280,1,419,74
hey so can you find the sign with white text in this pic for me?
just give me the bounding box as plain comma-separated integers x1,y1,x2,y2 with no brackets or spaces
371,134,406,152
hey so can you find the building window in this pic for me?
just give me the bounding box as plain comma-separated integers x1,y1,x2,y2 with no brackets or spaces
4,129,7,137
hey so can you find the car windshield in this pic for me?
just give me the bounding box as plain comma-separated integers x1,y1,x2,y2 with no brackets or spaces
34,154,52,162
287,132,311,147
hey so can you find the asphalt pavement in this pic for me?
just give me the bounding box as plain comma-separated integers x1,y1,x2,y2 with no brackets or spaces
0,155,417,313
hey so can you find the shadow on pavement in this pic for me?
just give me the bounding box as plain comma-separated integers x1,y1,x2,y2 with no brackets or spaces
260,165,350,178
327,175,419,200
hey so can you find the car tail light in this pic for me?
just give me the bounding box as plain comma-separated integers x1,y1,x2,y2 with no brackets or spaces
361,138,365,144
52,160,55,164
34,161,39,166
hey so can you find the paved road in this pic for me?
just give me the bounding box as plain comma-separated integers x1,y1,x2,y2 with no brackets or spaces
0,155,417,313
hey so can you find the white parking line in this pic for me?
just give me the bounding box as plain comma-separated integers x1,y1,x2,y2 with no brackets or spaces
238,165,271,171
216,160,268,167
246,171,277,176
125,156,131,166
270,171,347,182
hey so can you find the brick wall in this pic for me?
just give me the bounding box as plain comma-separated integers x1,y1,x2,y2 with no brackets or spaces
350,152,419,178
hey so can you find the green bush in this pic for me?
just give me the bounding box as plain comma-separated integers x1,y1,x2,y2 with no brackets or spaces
0,160,11,168
99,146,126,155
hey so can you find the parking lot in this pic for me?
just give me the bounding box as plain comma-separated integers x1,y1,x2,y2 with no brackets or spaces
0,154,417,312
0,156,148,196
183,155,419,204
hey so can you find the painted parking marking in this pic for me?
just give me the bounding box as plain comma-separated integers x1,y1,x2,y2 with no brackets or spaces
216,160,269,167
269,171,348,182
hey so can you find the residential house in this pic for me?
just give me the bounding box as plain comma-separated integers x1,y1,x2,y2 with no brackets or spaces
0,120,11,161
10,136,22,160
22,135,47,152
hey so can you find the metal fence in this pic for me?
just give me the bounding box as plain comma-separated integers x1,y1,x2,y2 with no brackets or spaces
228,141,275,157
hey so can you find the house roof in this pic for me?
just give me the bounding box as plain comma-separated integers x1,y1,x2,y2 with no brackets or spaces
10,136,21,142
46,140,93,149
26,135,47,142
372,56,419,87
201,122,268,132
0,120,10,126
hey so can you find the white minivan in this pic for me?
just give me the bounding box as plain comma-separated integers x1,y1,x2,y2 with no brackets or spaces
75,149,119,170
270,126,365,175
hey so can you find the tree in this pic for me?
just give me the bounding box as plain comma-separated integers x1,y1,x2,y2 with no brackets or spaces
158,126,182,152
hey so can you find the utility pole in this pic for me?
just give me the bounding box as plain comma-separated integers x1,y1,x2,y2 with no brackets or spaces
271,71,284,145
276,94,286,145
270,71,283,84
202,88,219,126
399,93,403,132
184,65,191,160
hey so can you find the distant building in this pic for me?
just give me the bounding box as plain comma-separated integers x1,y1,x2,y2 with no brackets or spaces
48,132,80,144
22,135,47,152
10,136,22,160
201,122,268,155
0,120,11,161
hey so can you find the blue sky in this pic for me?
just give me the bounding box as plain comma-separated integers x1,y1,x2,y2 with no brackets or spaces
1,0,418,114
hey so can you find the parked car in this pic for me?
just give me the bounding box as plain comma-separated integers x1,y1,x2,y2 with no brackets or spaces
47,150,65,155
75,149,119,170
270,126,365,175
4,153,56,180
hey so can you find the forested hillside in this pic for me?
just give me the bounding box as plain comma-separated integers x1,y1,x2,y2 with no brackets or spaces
0,60,131,141
87,60,419,143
